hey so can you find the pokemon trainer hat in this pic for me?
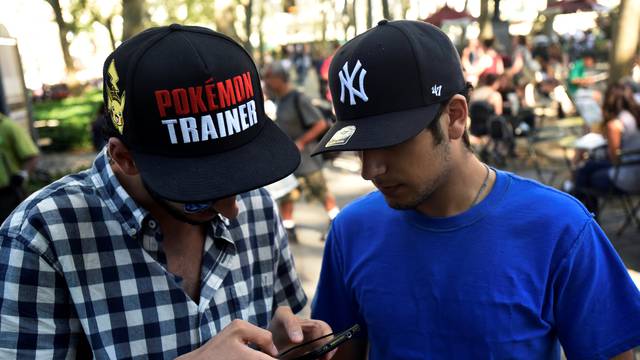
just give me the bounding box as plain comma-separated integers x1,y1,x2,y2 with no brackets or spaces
103,24,300,202
312,20,466,155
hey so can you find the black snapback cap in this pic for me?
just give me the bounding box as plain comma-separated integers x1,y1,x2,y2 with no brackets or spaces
103,24,300,202
312,20,466,155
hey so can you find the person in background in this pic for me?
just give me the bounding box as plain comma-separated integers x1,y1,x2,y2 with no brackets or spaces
461,38,483,86
294,43,311,86
0,112,39,222
508,35,536,87
567,51,597,97
311,20,640,360
0,25,333,359
470,73,503,116
90,104,108,151
320,41,340,102
262,62,340,242
572,83,640,215
478,37,504,78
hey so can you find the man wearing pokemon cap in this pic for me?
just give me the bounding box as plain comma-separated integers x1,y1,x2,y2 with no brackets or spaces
311,20,640,359
0,24,333,359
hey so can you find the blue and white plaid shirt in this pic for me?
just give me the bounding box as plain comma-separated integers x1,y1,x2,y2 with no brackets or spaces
0,150,307,359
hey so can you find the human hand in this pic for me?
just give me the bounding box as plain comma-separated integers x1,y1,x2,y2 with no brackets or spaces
175,319,278,360
269,306,335,360
295,140,305,152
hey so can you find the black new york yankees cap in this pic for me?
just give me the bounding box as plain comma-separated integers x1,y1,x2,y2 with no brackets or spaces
312,20,466,155
103,24,300,202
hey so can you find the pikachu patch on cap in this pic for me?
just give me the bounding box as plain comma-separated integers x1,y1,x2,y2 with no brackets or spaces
107,59,125,134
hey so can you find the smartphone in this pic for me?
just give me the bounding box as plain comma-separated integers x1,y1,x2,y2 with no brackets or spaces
277,324,361,360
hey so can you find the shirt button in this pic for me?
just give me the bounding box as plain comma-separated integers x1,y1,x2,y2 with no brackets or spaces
148,220,157,229
127,228,137,236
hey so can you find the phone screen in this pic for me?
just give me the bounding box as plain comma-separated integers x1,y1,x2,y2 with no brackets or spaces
278,324,360,360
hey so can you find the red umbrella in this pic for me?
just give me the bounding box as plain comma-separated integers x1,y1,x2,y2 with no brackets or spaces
423,5,474,27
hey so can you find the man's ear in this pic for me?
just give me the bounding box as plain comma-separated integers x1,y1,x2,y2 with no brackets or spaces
445,94,468,141
108,138,139,176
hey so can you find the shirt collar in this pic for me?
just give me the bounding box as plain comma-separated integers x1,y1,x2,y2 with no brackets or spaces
90,148,238,245
90,149,148,237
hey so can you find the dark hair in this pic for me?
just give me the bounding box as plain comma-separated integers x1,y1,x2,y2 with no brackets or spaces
262,61,290,82
427,82,473,150
101,107,123,142
482,38,495,49
602,83,640,127
581,50,596,60
478,73,499,87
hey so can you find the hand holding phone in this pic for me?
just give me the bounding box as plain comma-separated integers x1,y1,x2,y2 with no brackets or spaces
277,324,361,360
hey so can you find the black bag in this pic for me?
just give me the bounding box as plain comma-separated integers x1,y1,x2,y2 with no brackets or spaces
292,90,338,161
469,101,494,137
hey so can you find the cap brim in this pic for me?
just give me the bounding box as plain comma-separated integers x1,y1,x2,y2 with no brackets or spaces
132,119,301,203
312,104,441,155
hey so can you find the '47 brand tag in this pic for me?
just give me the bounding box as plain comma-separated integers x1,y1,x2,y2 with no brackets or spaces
326,126,356,147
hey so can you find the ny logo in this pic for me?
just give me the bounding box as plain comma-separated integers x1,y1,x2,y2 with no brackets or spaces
431,85,442,97
339,60,369,105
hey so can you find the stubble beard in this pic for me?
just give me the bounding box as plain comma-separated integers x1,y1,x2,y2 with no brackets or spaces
386,141,452,210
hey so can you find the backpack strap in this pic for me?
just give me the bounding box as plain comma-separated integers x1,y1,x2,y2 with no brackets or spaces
292,90,311,130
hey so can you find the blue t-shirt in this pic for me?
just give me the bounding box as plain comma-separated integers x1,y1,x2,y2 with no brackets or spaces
312,170,640,359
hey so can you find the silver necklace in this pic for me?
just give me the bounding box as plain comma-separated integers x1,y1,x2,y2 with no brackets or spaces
470,164,491,207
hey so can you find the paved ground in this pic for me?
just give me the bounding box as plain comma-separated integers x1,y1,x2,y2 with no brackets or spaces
285,156,374,317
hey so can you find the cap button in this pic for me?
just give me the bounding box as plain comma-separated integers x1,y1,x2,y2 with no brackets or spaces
378,19,389,26
169,23,182,31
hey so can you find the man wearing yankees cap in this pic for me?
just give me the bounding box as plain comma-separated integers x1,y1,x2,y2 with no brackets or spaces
0,25,333,359
311,20,640,359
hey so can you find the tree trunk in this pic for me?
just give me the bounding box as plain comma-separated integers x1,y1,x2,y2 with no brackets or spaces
106,17,117,51
610,0,640,84
243,0,254,54
122,0,146,41
366,0,373,29
47,0,75,74
543,0,558,35
215,4,242,43
258,0,265,66
381,0,390,20
400,0,410,19
478,0,492,39
345,0,357,38
321,7,328,42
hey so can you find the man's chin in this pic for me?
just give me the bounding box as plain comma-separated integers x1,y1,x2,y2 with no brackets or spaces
382,195,416,210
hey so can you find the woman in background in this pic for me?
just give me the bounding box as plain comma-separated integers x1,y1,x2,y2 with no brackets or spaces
573,83,640,215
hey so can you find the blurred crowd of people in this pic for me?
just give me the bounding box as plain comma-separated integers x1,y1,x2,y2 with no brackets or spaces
458,29,640,217
258,27,640,224
6,26,640,231
259,42,342,242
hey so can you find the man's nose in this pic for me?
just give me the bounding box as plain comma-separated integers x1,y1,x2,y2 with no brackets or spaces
360,150,387,181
